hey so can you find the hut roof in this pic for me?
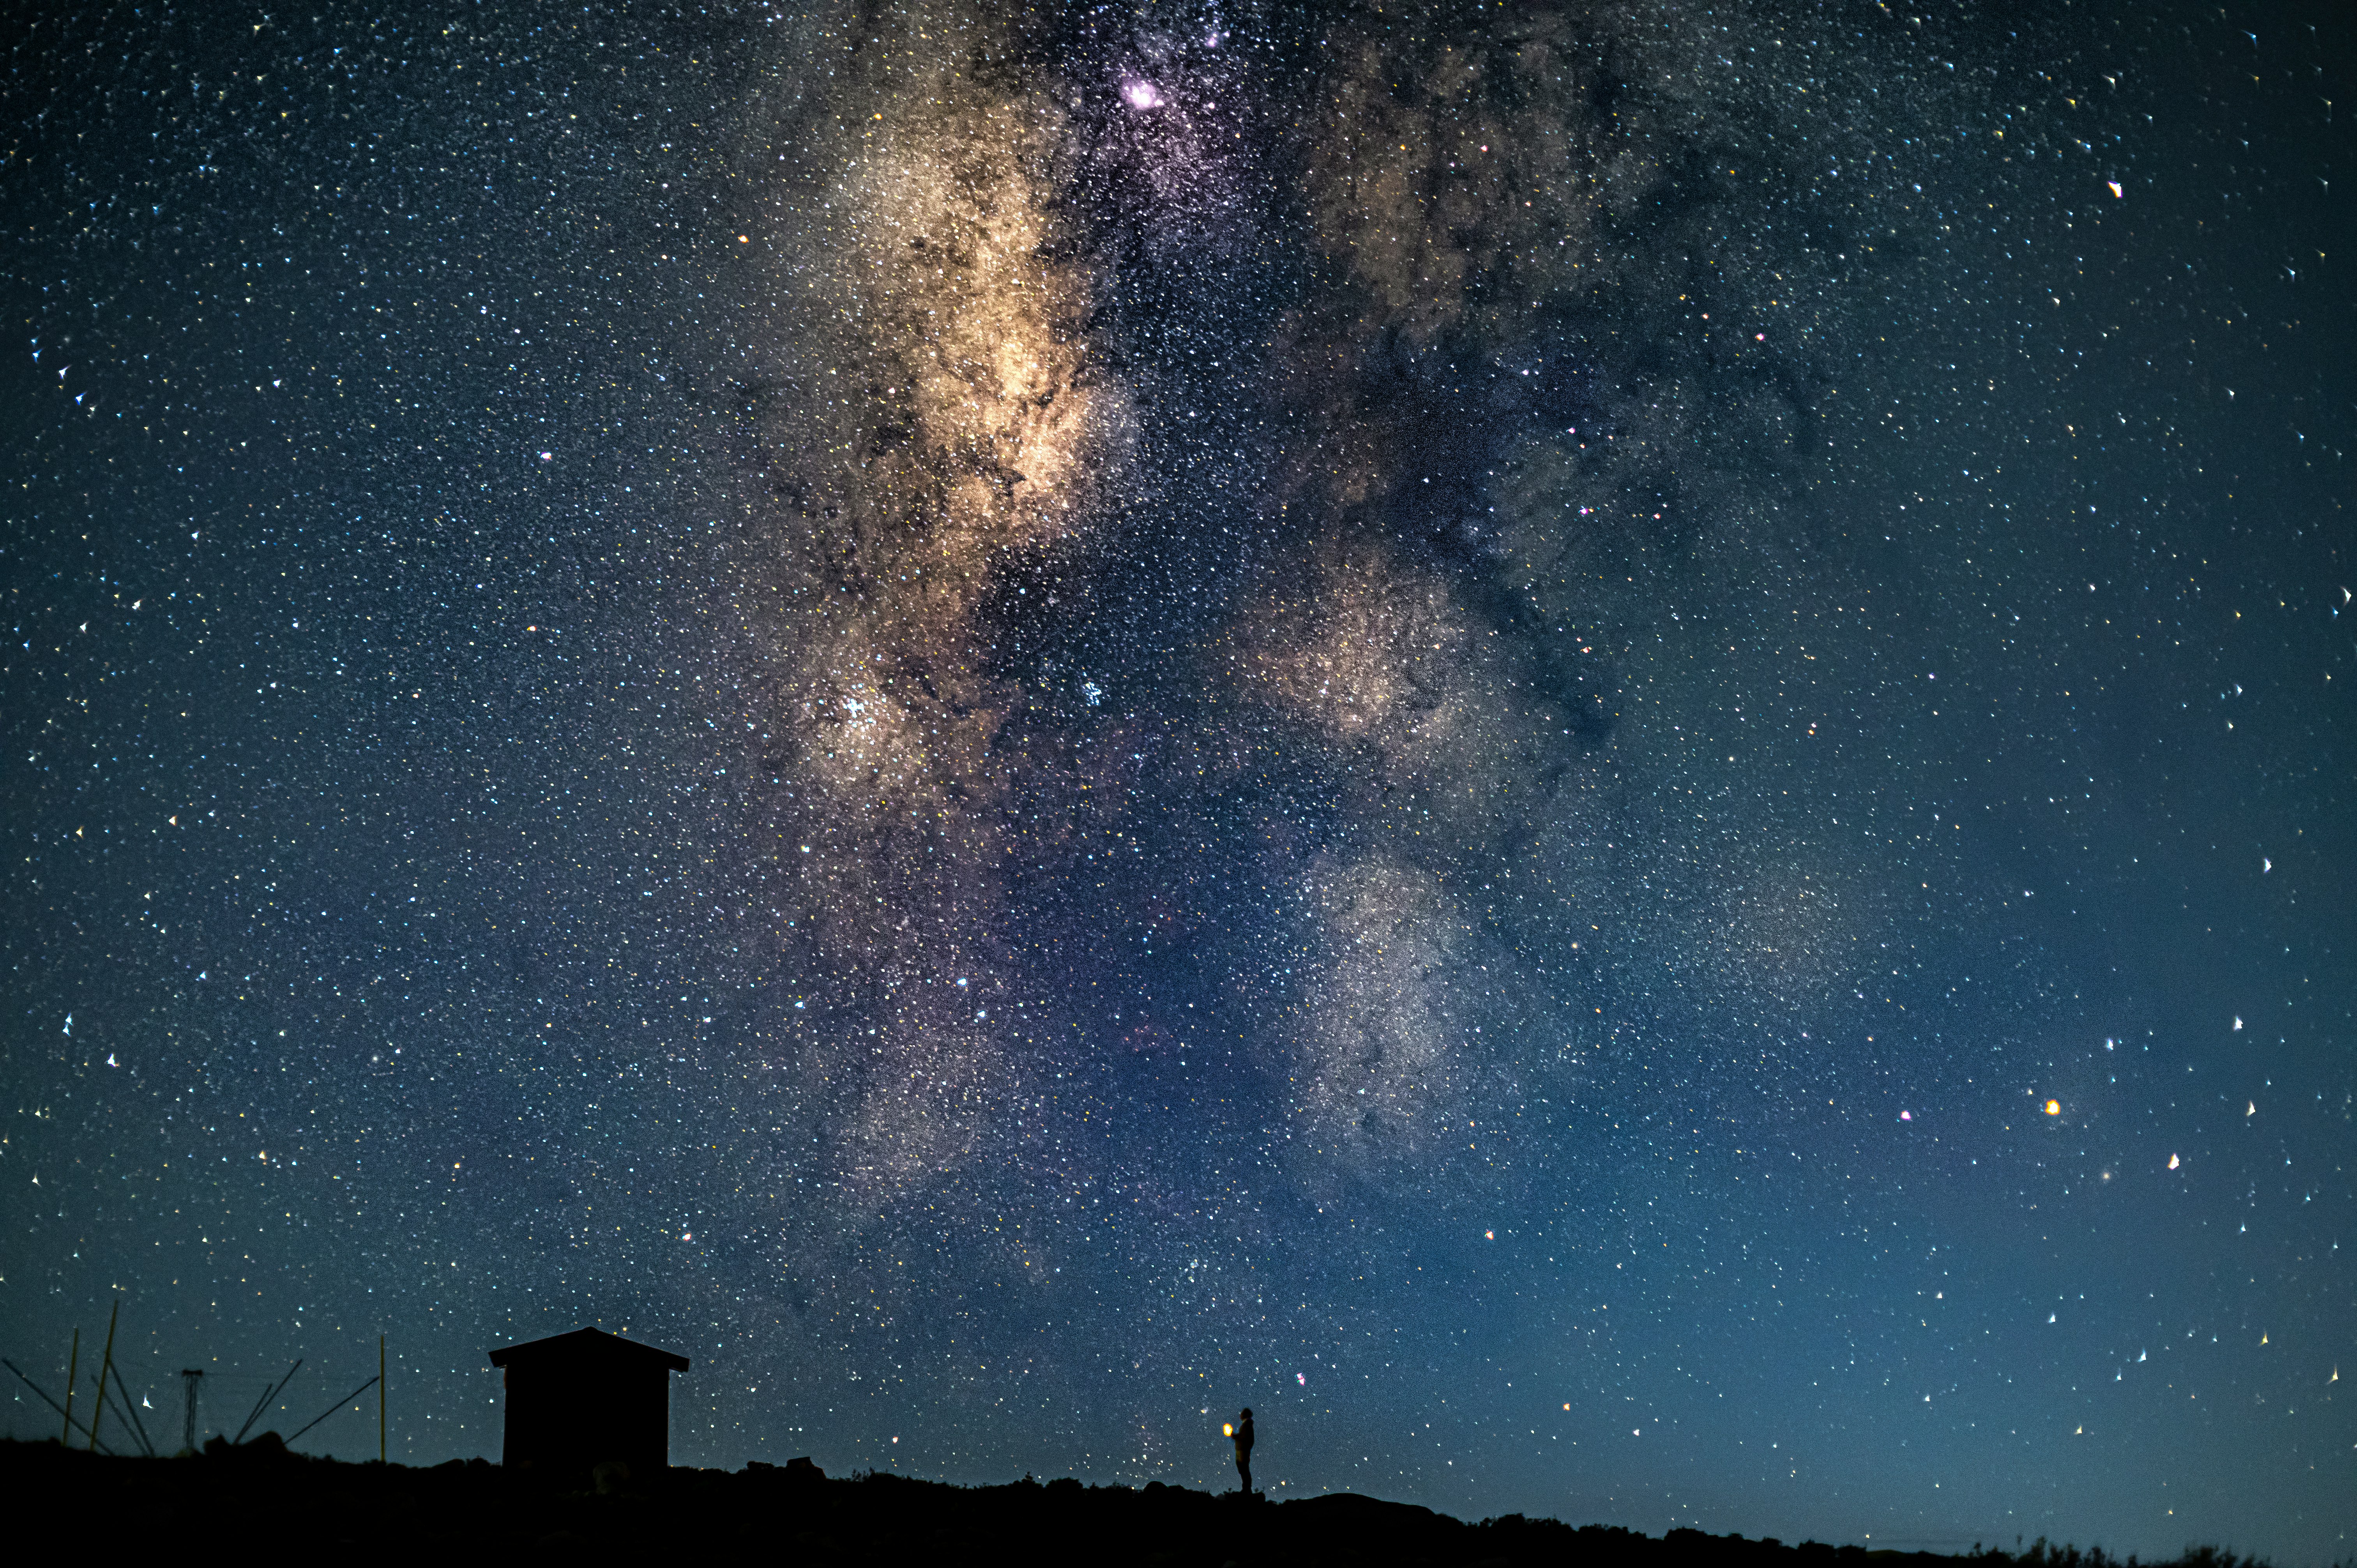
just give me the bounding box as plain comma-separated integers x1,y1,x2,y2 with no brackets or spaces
486,1326,690,1373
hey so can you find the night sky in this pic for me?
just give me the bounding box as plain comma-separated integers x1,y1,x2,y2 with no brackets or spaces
4,1,2352,1559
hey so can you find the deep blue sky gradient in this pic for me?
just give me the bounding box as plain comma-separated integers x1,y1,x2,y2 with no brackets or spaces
3,2,2351,1560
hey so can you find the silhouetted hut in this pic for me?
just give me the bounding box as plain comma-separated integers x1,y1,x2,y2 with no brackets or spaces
486,1327,690,1483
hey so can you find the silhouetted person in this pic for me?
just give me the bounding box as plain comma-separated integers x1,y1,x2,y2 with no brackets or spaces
1233,1408,1255,1495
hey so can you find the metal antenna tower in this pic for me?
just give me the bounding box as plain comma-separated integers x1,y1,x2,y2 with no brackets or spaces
180,1369,203,1452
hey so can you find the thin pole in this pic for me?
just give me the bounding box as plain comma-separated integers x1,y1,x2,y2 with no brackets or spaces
284,1374,379,1448
101,1371,155,1457
4,1358,109,1449
180,1370,203,1453
87,1298,120,1451
231,1360,301,1446
60,1328,80,1445
377,1335,385,1465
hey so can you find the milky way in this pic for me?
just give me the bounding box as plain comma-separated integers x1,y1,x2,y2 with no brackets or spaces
696,0,1997,1292
5,2,2352,1558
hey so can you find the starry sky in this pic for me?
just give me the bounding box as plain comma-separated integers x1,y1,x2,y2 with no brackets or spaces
4,0,2352,1558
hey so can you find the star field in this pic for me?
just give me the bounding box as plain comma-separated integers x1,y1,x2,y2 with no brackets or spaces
3,2,2351,1560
